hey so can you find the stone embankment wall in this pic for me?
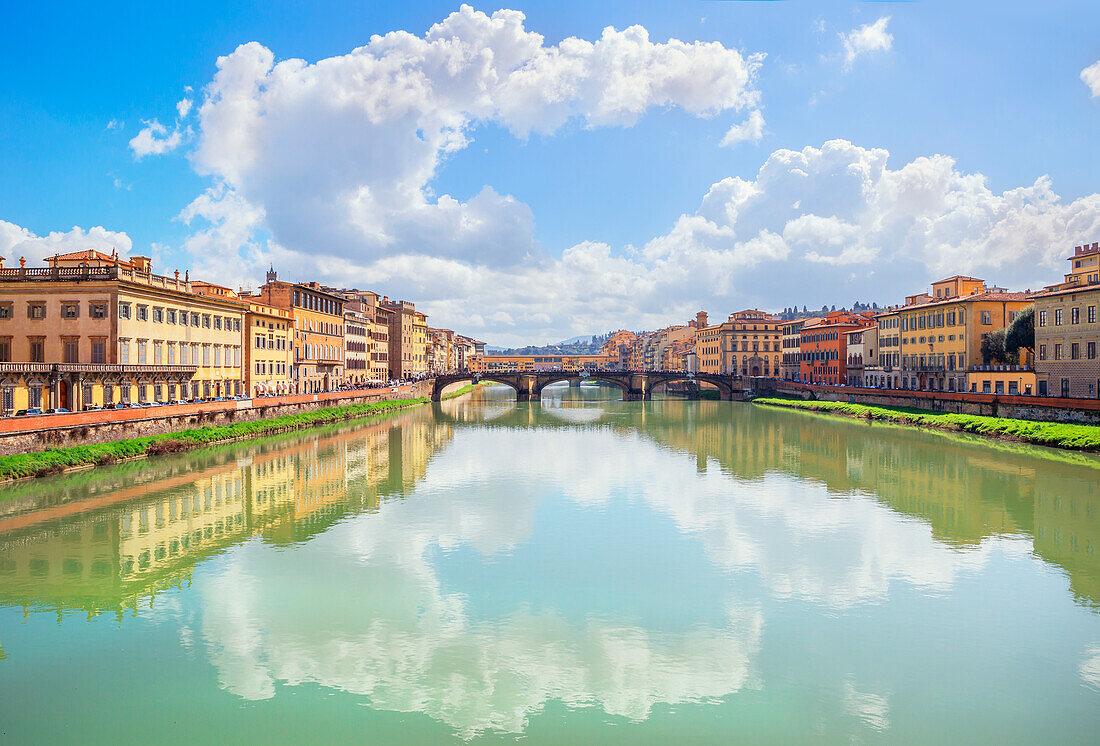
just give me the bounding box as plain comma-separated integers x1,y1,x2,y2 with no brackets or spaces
774,381,1100,425
0,381,434,455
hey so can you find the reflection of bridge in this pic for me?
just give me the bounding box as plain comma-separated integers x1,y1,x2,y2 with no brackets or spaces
432,370,758,402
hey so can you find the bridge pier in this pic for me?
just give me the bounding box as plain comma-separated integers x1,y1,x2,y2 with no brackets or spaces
568,377,581,388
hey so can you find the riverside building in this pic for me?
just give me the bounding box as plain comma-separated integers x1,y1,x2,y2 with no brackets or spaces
799,311,875,385
381,299,428,379
0,251,248,412
1033,241,1100,397
243,269,345,393
244,302,294,397
889,276,1031,393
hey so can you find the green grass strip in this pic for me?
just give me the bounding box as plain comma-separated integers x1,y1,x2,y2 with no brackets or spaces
751,396,1100,452
0,397,431,481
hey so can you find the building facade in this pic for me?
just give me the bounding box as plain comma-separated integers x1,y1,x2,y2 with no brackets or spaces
891,277,1031,393
0,252,252,412
780,319,814,381
343,311,372,386
381,299,428,379
244,302,293,397
244,272,345,393
799,311,875,385
471,354,615,373
1033,242,1100,397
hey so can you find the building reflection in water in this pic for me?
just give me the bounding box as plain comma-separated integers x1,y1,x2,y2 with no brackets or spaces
0,385,1097,738
0,406,452,619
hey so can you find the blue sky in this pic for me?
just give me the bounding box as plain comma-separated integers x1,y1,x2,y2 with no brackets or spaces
2,1,1099,345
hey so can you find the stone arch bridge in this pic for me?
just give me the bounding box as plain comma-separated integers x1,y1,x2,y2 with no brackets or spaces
431,370,770,402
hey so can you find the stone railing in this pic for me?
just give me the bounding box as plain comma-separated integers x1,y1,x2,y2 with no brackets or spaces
0,264,193,293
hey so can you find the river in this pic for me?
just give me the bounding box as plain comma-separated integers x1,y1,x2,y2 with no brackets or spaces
0,383,1098,743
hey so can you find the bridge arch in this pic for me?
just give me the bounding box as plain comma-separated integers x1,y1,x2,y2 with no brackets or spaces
533,372,630,399
431,374,521,401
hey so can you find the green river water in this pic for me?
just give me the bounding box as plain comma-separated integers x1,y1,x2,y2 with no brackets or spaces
0,383,1098,743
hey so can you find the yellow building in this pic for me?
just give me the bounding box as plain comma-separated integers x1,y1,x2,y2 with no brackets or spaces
244,302,294,397
243,271,345,393
887,276,1031,392
695,323,722,373
471,353,615,372
0,251,247,412
696,309,781,376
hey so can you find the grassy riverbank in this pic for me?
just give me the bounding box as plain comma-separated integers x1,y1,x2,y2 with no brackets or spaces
752,396,1100,452
0,381,486,482
0,397,430,481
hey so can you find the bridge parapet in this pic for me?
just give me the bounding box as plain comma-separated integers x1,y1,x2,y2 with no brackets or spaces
431,370,750,402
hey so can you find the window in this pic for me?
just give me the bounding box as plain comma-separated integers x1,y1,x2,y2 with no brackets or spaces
980,310,992,325
89,302,107,319
202,315,211,328
119,340,130,364
1054,344,1063,360
153,342,162,365
136,305,148,321
167,343,175,364
1071,307,1080,325
61,303,79,319
0,304,11,319
1089,342,1097,360
213,345,221,366
234,319,241,332
137,340,147,364
153,307,164,323
214,316,222,330
3,387,13,411
91,339,106,364
191,313,200,326
63,338,78,363
28,303,46,320
180,311,189,326
1071,343,1080,360
1088,305,1096,324
1062,378,1070,398
1055,309,1063,326
29,337,45,362
1038,310,1047,327
167,309,177,324
203,345,210,365
1038,344,1046,361
0,338,9,362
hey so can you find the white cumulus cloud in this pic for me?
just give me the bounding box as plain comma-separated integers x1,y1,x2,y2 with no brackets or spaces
0,220,133,265
1082,59,1100,97
181,4,762,276
174,139,1100,347
129,119,185,158
720,109,765,148
840,17,893,70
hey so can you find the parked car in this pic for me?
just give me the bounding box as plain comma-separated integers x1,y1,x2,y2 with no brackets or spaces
14,408,44,417
45,408,71,414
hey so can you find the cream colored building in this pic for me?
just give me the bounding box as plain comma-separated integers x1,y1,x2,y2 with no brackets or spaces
0,251,245,411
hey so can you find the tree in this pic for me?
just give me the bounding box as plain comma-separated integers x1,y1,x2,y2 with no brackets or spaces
981,328,1010,365
1005,305,1035,358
